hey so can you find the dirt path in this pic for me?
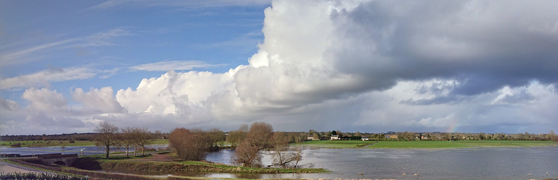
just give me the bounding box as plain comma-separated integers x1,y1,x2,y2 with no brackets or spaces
0,160,53,174
363,141,379,148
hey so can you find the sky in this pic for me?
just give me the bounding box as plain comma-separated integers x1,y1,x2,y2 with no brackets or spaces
1,0,558,135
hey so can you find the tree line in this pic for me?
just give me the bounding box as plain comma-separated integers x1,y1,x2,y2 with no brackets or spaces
93,121,160,158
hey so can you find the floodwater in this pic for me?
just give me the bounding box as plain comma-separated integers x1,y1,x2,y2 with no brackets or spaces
0,145,167,156
3,145,558,179
110,147,558,180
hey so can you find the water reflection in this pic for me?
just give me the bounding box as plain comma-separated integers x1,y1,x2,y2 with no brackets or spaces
178,147,558,179
0,145,168,156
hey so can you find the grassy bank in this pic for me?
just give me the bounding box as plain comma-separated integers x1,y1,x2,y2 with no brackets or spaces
367,140,558,148
0,139,169,147
295,140,373,148
99,160,327,174
82,152,327,174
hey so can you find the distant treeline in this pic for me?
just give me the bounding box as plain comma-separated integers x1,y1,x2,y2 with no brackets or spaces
2,130,556,142
0,131,169,141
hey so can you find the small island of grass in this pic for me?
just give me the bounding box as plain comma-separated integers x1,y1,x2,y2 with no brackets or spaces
80,152,327,174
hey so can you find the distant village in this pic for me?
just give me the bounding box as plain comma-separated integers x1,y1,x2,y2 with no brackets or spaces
301,130,557,142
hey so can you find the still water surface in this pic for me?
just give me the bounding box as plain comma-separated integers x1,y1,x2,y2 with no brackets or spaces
0,145,166,156
112,147,558,179
2,146,557,179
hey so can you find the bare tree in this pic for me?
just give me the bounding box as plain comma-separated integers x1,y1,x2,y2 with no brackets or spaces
94,121,119,159
169,128,210,160
232,122,273,167
233,141,261,167
134,127,153,156
120,127,136,158
270,132,302,168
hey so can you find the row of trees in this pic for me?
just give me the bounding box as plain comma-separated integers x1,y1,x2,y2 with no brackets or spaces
94,121,155,158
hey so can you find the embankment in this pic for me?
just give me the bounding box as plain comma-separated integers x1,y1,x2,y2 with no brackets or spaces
99,160,326,174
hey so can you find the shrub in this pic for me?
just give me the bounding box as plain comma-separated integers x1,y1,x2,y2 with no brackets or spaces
10,143,21,147
69,139,75,143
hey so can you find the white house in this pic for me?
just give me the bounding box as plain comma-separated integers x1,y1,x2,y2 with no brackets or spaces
361,137,370,141
331,135,340,140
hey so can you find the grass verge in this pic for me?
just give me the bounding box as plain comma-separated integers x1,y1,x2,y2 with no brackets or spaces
99,160,328,174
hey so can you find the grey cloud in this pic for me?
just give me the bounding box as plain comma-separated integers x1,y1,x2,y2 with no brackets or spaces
71,87,126,114
0,97,19,112
25,113,85,128
400,96,462,106
330,0,558,96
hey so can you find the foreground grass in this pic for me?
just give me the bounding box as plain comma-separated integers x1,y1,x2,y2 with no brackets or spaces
367,140,558,149
295,140,373,148
1,159,83,178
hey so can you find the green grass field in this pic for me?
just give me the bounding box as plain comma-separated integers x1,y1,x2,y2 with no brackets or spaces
295,140,373,148
0,139,170,147
367,140,558,149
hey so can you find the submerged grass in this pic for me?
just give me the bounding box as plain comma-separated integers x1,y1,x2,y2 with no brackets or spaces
295,140,373,148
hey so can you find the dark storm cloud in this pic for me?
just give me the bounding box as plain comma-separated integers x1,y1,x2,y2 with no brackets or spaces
330,0,558,95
